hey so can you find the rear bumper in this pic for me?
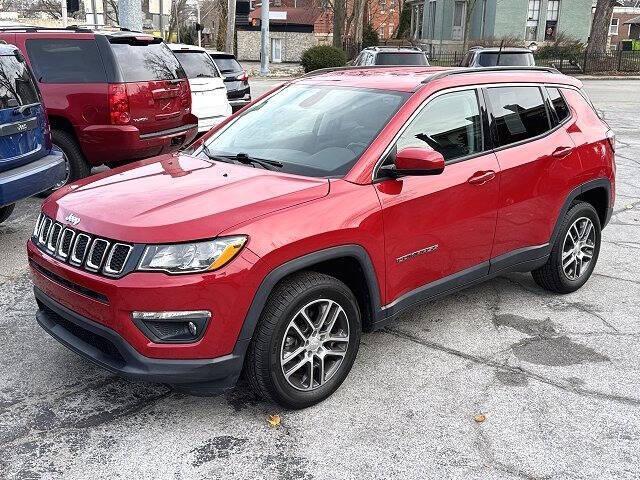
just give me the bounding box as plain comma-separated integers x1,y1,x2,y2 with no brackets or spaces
78,122,198,166
0,150,66,207
35,287,246,392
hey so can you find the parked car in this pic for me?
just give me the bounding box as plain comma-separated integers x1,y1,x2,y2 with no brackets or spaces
0,27,198,186
207,50,251,111
352,46,430,66
28,66,615,409
0,43,66,224
168,44,231,133
460,46,536,67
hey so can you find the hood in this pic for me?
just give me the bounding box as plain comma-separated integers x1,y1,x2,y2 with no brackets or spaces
45,154,329,244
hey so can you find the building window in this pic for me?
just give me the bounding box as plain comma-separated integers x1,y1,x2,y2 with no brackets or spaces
427,0,436,39
526,0,541,41
380,0,386,13
452,1,466,41
610,18,619,36
545,0,559,40
389,23,394,37
380,24,385,38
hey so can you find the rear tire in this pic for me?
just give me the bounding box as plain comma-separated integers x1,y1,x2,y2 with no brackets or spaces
0,204,15,224
532,202,601,294
246,271,361,409
38,129,90,197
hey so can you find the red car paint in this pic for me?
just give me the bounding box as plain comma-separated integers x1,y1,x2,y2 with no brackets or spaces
0,30,198,167
28,68,615,381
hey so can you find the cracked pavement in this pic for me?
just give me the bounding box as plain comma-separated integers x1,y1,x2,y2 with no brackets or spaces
1,79,639,479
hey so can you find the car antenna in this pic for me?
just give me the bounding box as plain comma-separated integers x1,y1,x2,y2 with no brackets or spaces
496,39,504,66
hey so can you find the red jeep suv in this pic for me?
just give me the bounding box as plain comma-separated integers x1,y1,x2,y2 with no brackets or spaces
0,27,198,186
28,66,615,409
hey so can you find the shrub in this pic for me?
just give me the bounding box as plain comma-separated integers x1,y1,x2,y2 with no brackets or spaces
301,45,347,73
363,23,379,48
536,32,585,59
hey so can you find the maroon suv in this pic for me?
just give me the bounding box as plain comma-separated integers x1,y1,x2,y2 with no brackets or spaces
0,27,198,185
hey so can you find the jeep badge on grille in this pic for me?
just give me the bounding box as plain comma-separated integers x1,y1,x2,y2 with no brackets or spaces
64,213,81,226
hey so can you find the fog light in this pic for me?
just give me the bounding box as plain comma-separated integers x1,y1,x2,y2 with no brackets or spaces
132,311,211,344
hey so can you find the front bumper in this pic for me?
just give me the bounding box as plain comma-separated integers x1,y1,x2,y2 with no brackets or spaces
35,287,246,392
0,151,66,207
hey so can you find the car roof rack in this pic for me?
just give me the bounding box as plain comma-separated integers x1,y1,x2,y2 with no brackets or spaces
422,66,560,83
0,25,92,32
300,64,434,78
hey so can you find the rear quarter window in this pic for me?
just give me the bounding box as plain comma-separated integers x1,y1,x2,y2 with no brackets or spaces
26,39,107,83
546,87,571,124
0,54,40,107
110,41,185,82
487,86,550,147
376,52,428,66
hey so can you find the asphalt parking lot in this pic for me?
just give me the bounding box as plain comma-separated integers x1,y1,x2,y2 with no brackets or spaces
1,79,639,479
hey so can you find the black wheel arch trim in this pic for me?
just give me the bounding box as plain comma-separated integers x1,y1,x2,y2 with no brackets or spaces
549,178,612,249
233,245,383,360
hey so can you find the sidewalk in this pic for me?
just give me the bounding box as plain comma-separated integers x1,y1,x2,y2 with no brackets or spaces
240,61,303,78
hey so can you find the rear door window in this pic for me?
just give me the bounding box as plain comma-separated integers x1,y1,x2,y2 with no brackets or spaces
110,40,185,82
487,86,550,147
26,39,107,83
397,89,484,163
546,87,571,124
0,54,40,107
174,51,219,79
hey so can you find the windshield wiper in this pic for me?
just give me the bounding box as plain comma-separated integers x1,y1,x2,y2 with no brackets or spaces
200,146,282,171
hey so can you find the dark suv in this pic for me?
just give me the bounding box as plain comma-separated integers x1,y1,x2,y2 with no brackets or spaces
461,47,536,67
353,46,430,67
0,27,198,185
207,50,251,111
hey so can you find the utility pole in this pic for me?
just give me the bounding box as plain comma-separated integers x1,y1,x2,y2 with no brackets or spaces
226,0,236,53
61,0,67,27
196,0,202,46
159,0,164,39
92,0,98,26
119,0,143,31
260,0,269,75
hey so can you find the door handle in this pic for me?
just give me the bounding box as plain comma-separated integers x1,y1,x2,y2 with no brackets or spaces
467,170,496,185
552,146,573,159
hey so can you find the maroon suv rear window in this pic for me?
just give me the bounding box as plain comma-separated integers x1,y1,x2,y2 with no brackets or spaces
110,41,185,82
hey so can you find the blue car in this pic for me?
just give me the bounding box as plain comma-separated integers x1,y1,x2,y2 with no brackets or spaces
0,43,66,224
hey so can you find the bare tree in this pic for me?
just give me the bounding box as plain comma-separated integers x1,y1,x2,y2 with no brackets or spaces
588,0,617,54
462,0,478,52
25,0,63,19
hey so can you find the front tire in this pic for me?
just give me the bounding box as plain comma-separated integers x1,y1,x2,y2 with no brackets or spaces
532,202,601,294
246,271,362,409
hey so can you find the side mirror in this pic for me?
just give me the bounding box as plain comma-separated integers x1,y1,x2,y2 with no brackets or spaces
394,147,445,176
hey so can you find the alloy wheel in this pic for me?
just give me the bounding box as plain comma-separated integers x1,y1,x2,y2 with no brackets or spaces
280,299,350,391
51,145,71,190
562,216,596,281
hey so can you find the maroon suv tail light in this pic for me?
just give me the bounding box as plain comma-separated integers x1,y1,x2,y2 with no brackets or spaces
108,84,131,125
178,80,191,109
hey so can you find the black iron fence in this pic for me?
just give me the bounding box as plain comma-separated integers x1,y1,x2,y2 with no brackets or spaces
427,50,640,74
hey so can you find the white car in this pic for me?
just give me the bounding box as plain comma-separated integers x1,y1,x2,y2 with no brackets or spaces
168,43,232,133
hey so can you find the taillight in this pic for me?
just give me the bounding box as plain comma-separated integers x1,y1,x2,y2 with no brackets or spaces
236,70,248,82
178,80,190,109
108,84,131,125
606,129,616,152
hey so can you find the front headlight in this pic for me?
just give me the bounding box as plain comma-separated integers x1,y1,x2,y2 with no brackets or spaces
138,236,247,274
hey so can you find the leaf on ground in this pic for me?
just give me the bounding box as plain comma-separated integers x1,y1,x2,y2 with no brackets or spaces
474,414,486,423
267,414,281,428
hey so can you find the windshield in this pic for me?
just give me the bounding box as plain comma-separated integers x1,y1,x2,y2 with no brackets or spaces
376,52,428,66
200,84,408,177
175,51,220,78
477,52,534,67
0,54,40,108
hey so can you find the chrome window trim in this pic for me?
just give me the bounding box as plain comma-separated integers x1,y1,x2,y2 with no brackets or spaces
56,228,76,260
103,243,133,277
85,238,110,272
70,233,91,266
371,81,584,182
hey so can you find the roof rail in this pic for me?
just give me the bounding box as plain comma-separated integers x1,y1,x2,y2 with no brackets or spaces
0,25,92,32
422,66,560,83
301,64,435,78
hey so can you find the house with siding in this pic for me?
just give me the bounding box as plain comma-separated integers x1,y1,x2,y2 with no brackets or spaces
408,0,593,54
